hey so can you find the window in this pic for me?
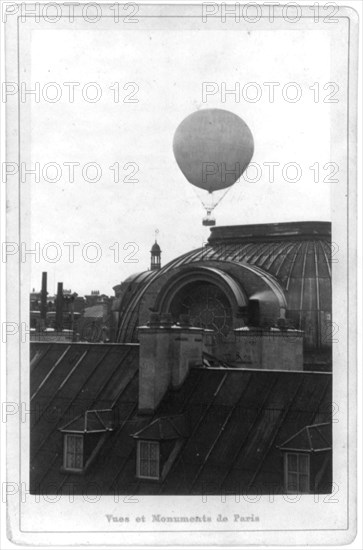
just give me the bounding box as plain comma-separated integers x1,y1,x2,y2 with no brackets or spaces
137,441,159,480
284,452,310,493
170,282,233,339
64,434,84,471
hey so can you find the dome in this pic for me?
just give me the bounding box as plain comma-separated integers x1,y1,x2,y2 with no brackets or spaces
111,271,154,317
122,272,151,285
115,222,331,362
151,241,161,254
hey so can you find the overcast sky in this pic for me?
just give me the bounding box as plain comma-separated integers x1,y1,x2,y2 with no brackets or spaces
29,26,332,295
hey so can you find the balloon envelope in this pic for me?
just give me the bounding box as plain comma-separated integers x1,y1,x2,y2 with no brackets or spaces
173,109,254,193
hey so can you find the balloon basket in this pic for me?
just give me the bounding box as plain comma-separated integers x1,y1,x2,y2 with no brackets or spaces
202,216,216,227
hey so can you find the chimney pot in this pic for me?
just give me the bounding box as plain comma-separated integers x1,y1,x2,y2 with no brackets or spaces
179,314,190,327
160,313,173,327
149,312,160,327
277,317,287,330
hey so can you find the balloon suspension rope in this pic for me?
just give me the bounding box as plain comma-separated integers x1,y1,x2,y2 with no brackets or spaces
197,186,234,213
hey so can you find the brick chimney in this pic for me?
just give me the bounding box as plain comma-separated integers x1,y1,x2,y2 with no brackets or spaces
55,282,64,331
40,272,47,326
137,313,209,414
234,327,304,370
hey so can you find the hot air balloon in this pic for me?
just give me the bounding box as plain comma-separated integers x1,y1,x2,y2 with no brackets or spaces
173,109,254,225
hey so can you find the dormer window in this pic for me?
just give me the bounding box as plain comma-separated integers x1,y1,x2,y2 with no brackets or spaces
278,423,332,494
132,415,188,482
137,440,160,480
59,409,114,474
64,434,84,472
284,452,310,493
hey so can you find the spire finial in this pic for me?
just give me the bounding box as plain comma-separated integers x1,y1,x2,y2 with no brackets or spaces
155,228,159,243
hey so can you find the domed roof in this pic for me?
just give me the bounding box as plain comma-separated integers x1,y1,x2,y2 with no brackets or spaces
122,271,152,285
178,222,332,345
151,241,161,254
146,221,331,294
203,221,331,292
116,221,331,352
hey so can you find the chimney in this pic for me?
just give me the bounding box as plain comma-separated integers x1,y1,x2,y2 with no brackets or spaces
40,272,47,323
234,326,304,370
137,314,207,414
55,282,64,330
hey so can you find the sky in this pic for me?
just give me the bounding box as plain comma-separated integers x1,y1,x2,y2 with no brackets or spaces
28,25,332,296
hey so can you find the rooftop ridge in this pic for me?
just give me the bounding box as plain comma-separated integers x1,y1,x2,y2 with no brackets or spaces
208,221,331,244
192,366,332,375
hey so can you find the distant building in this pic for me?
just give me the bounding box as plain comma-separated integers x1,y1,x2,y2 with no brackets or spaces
78,300,112,342
84,290,109,307
29,278,106,340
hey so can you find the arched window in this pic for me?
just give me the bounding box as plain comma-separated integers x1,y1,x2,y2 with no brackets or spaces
170,281,233,340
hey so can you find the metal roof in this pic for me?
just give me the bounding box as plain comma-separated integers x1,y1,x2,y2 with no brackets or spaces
115,222,332,351
30,342,332,495
30,342,140,491
208,221,330,243
151,241,161,254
